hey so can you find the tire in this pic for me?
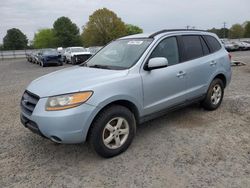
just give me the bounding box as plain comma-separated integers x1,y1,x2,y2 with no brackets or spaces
89,105,136,158
202,78,224,110
71,57,76,65
65,57,69,64
63,56,66,63
41,60,46,67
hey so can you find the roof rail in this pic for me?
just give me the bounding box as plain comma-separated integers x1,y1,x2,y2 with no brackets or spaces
149,29,208,38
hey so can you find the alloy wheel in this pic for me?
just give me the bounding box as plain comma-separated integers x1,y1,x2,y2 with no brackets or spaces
211,84,222,105
102,117,129,149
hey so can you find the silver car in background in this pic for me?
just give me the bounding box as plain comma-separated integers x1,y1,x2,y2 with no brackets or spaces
20,29,231,158
63,47,92,64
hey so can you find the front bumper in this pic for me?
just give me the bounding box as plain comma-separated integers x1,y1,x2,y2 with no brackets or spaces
20,97,98,144
44,59,60,65
20,114,46,138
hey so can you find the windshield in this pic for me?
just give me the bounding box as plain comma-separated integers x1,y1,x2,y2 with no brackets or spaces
43,50,58,56
71,47,86,53
85,39,153,70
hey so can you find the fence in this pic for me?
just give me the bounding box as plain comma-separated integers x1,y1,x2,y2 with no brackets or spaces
0,49,39,61
0,47,102,61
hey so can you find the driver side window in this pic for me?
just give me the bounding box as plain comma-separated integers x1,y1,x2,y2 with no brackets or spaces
150,37,179,66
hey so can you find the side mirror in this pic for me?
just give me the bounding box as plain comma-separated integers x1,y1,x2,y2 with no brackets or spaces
146,57,168,70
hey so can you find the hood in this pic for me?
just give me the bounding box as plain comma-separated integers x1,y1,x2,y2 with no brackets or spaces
27,66,128,97
71,52,91,56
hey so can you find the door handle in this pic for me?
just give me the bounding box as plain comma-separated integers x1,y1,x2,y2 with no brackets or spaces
210,60,217,66
177,71,186,78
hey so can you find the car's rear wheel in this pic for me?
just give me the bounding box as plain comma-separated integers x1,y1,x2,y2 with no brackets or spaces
89,105,136,158
202,78,224,110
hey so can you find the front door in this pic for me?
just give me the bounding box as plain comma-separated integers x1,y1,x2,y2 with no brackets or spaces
141,37,187,115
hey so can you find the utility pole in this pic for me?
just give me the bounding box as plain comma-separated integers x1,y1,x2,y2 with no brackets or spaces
223,22,226,38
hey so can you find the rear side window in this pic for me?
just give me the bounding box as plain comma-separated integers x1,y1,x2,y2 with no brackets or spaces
150,37,179,66
204,35,221,53
200,37,210,55
182,35,203,61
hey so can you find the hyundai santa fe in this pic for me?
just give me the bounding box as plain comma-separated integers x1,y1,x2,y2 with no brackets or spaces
20,29,232,158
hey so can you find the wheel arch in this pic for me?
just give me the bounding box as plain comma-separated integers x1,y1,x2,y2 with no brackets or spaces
213,73,227,88
86,99,140,141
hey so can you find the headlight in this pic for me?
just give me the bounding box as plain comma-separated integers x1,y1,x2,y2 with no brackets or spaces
46,91,93,111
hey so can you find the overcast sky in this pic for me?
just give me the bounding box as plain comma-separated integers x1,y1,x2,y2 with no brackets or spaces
1,0,250,43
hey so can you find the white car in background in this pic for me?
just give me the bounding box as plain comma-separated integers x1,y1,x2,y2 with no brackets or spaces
221,40,239,51
63,47,92,65
230,41,250,51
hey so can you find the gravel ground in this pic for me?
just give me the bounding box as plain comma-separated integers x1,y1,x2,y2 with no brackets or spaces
0,52,250,188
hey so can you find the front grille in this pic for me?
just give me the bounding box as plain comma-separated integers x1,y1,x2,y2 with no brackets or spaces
75,54,92,63
21,91,39,116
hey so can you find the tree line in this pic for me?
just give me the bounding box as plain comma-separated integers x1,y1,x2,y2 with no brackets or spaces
1,8,143,50
208,22,250,39
1,7,250,50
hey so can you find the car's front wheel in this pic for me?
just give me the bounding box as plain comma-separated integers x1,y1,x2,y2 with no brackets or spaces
71,57,76,65
62,56,66,63
202,78,224,110
40,60,46,67
89,105,136,158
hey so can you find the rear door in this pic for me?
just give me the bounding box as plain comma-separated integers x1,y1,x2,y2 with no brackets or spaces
180,35,219,100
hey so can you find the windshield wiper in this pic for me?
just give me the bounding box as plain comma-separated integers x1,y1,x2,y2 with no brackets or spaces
88,64,111,69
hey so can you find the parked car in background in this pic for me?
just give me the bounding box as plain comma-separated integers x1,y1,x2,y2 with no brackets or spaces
26,53,32,62
30,52,40,64
63,47,92,65
21,29,231,158
221,40,239,51
37,49,62,67
243,41,250,44
233,41,250,50
87,46,103,55
57,47,65,63
57,47,64,55
242,42,250,50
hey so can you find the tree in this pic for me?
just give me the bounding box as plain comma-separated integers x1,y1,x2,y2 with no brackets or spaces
244,21,250,38
219,28,229,38
207,27,229,38
81,8,127,47
126,24,143,35
229,24,244,39
3,28,28,50
53,17,81,47
33,29,56,48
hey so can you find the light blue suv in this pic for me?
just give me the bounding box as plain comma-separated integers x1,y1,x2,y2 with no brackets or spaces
20,29,231,157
